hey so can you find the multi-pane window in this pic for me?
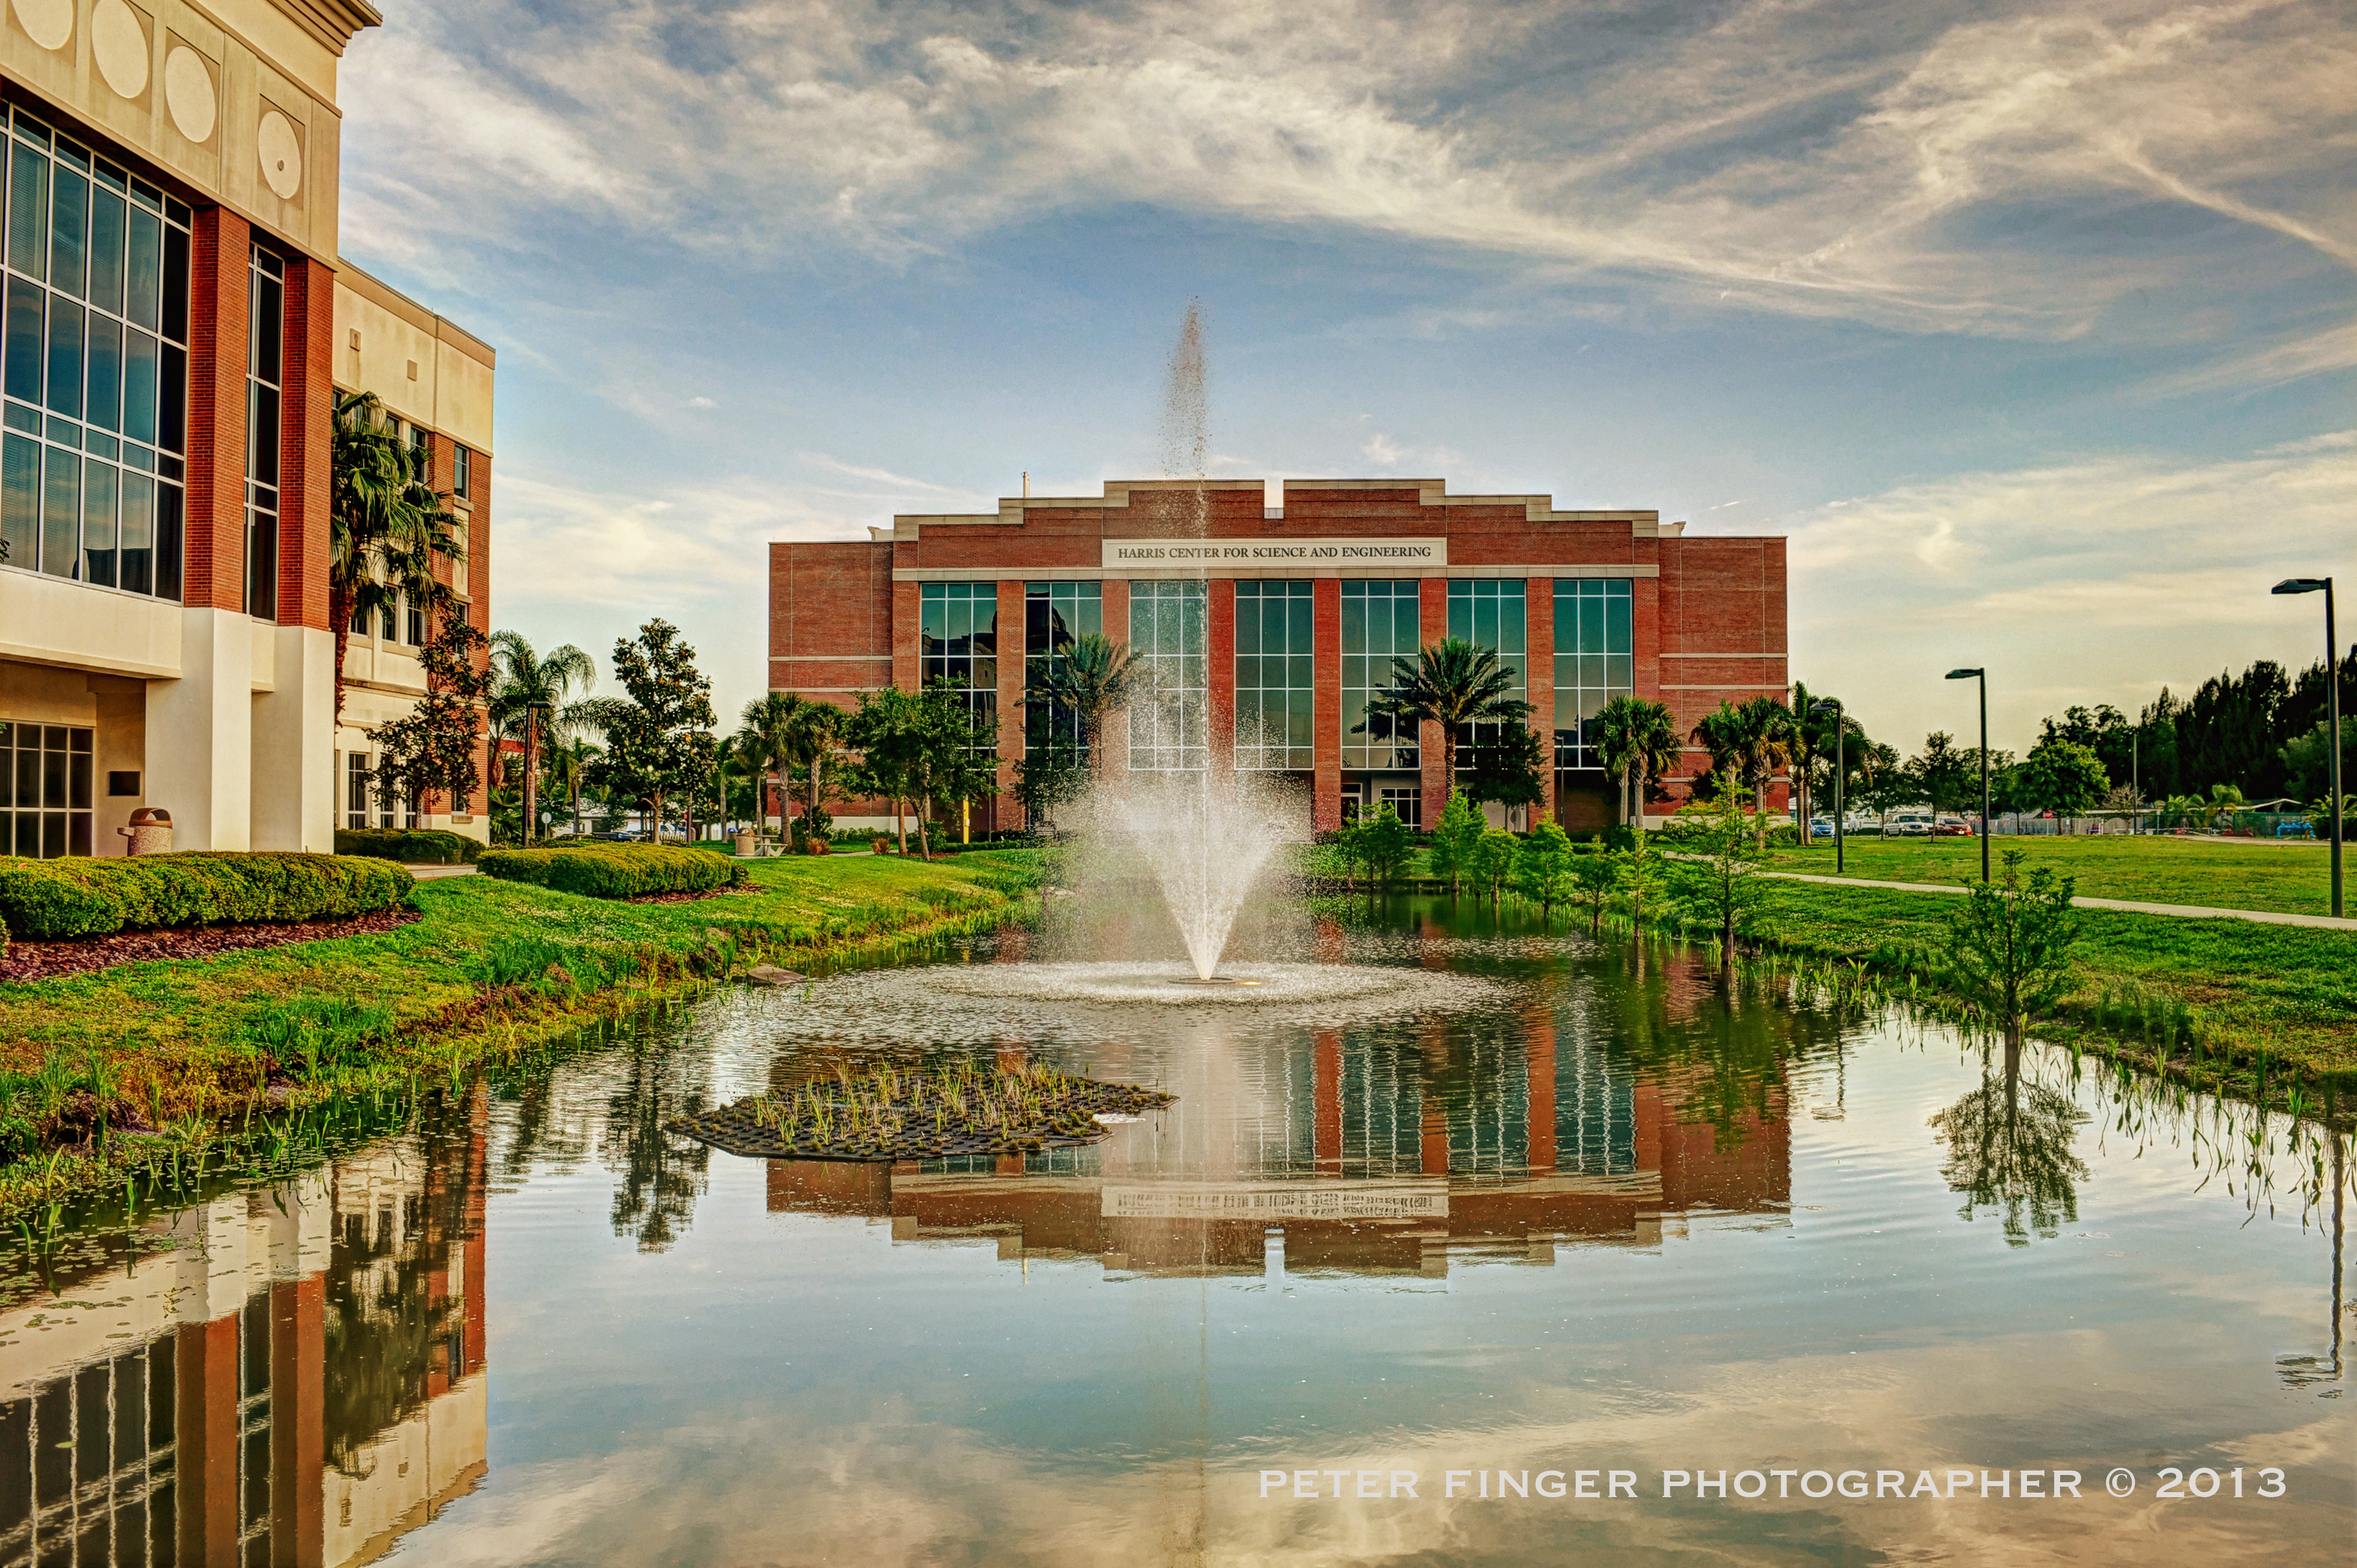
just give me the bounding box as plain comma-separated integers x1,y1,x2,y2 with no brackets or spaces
1447,580,1527,752
918,581,996,742
246,247,282,620
1552,579,1633,769
405,591,425,647
347,750,370,829
1234,580,1313,770
454,442,472,498
0,106,189,597
0,721,92,857
0,1333,179,1565
1128,579,1207,772
1340,580,1419,770
1023,581,1101,750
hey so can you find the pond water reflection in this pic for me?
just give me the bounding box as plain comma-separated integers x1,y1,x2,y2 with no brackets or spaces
1,901,2349,1565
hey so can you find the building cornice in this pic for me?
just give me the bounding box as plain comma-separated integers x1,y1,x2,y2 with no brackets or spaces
267,0,385,57
889,479,1672,540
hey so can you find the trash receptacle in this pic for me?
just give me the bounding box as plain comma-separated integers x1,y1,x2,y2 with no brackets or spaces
119,807,173,855
733,829,756,858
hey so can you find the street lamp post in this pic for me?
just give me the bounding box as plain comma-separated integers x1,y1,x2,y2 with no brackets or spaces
523,700,553,847
2273,577,2342,919
1809,699,1845,875
1946,667,1991,884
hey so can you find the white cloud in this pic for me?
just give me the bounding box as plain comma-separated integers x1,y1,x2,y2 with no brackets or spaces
341,0,2357,353
1786,436,2357,747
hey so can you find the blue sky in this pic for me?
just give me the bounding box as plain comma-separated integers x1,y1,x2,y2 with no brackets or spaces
336,0,2355,755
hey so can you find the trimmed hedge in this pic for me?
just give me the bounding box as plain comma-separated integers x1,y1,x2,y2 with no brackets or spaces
476,843,746,900
0,853,416,942
336,828,483,865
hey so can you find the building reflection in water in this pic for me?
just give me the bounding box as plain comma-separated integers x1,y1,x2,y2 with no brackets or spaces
0,1089,488,1568
763,998,1792,1278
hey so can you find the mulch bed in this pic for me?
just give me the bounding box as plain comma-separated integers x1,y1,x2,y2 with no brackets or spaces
0,910,422,983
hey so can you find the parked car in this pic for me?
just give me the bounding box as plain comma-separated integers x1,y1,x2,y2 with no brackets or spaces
1890,811,1935,837
1936,817,1974,836
1807,818,1835,839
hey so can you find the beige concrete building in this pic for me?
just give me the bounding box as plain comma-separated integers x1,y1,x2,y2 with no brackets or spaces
0,0,496,855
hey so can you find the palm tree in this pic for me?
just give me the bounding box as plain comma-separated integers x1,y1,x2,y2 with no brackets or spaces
330,391,467,728
1021,632,1140,776
1789,682,1864,845
1363,637,1535,780
1692,695,1795,845
1593,695,1683,828
545,734,600,837
488,631,596,840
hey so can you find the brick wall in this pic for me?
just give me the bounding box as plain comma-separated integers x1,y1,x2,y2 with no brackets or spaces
184,208,251,612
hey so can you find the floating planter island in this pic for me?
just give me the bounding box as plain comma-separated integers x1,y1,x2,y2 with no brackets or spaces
669,1062,1175,1162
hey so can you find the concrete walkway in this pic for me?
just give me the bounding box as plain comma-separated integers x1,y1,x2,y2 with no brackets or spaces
405,863,480,880
1770,870,2357,932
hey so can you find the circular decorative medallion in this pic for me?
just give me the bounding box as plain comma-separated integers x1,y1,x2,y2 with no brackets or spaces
91,0,150,100
258,110,301,200
11,0,72,54
163,46,216,144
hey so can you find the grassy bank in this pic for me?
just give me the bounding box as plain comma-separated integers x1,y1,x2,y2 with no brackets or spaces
1745,879,2357,1103
1786,834,2340,916
0,850,1040,1219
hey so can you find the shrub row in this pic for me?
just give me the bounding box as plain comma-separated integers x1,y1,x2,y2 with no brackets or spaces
0,853,416,942
476,843,746,900
335,828,483,865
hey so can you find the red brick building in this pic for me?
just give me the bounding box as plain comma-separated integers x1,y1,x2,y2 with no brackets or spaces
770,478,1787,832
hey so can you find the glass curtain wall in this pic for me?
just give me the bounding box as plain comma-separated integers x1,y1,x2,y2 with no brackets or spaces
1341,580,1420,771
1233,580,1313,770
246,247,282,620
1023,581,1102,754
1551,579,1633,769
1447,580,1527,754
0,720,92,857
0,106,189,597
1128,579,1207,772
918,582,997,743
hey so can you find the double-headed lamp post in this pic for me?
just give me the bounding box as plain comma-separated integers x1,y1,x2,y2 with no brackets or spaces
2273,577,2341,919
1809,699,1845,875
1945,667,1991,884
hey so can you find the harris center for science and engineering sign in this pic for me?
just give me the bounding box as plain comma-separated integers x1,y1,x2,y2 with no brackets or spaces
1102,537,1448,570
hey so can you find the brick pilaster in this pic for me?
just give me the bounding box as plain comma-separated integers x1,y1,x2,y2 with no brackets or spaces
1419,577,1449,827
1313,576,1341,831
184,208,250,612
1527,574,1556,817
275,256,333,629
1207,577,1236,773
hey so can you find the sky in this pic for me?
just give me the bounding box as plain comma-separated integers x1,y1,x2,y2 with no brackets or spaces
334,0,2356,756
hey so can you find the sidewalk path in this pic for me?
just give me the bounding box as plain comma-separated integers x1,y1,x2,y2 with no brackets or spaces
406,863,480,880
1770,870,2357,932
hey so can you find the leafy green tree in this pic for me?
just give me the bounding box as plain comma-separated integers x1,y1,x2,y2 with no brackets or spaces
845,686,930,854
2039,704,2132,788
1361,802,1414,895
1856,740,1915,829
1013,737,1086,831
2281,719,2356,809
915,680,1002,847
367,611,492,829
581,619,718,843
1469,828,1518,909
1594,695,1684,828
1910,731,1976,819
1942,848,2079,1046
1668,783,1776,974
1020,632,1139,775
331,390,467,728
1613,829,1668,929
1511,819,1576,928
1427,789,1486,897
1463,724,1548,817
1567,844,1617,935
1928,1071,2091,1246
2018,740,2108,819
1363,637,1534,780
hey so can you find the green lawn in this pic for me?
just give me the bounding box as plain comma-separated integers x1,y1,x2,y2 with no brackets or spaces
0,852,1039,1213
1785,834,2341,916
1757,879,2357,1087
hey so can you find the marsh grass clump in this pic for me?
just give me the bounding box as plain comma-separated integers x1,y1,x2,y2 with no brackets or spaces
669,1060,1175,1162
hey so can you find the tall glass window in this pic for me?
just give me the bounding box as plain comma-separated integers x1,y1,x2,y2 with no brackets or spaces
0,721,92,858
1024,581,1101,751
918,581,997,741
0,106,188,597
1234,580,1313,771
1552,579,1634,769
1128,579,1207,772
246,247,283,621
1447,580,1526,751
1340,580,1419,771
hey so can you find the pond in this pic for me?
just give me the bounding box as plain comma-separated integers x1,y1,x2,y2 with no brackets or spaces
0,898,2348,1565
